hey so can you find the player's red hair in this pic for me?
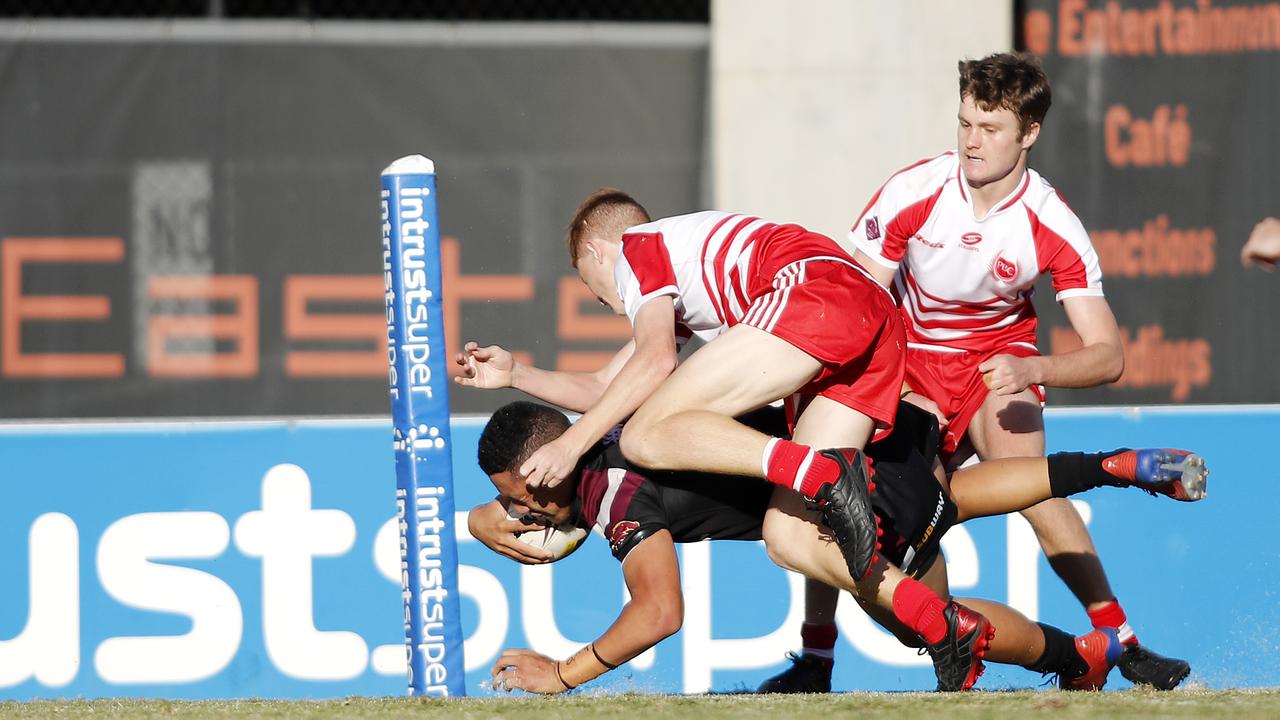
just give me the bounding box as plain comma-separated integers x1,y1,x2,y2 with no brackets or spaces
566,188,650,268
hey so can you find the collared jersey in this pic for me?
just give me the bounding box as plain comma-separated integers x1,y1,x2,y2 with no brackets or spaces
848,152,1103,353
615,211,853,342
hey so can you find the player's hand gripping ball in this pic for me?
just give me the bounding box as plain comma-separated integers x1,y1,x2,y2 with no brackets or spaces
508,509,588,561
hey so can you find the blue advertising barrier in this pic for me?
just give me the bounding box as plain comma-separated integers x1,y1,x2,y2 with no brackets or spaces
380,155,466,696
0,405,1274,698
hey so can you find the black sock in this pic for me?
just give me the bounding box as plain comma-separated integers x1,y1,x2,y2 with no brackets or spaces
1027,623,1088,678
1047,450,1131,498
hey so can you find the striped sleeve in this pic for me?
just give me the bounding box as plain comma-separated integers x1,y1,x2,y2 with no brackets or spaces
849,154,951,269
1027,192,1104,301
576,460,661,563
618,231,679,324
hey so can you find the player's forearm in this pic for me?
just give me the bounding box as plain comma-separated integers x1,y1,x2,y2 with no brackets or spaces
596,604,676,670
557,349,676,455
601,600,680,664
1031,341,1124,389
510,362,608,413
556,601,677,688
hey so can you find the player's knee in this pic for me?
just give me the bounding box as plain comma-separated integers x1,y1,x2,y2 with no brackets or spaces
652,602,684,640
619,422,662,470
761,516,805,573
764,542,801,574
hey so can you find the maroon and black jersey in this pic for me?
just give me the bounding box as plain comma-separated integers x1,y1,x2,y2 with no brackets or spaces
574,440,774,562
573,403,957,575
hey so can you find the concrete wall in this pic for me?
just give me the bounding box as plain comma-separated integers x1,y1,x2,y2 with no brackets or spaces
711,0,1012,242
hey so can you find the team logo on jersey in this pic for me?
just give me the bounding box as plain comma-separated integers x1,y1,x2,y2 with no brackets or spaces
991,254,1019,283
608,520,641,553
866,216,881,240
961,232,983,247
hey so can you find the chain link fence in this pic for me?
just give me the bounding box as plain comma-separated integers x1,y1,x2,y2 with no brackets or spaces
0,0,709,20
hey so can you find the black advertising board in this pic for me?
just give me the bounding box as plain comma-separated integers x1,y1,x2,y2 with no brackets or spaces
0,26,707,417
1019,0,1280,404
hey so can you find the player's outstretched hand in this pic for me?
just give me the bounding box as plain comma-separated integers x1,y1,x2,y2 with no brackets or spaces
1242,217,1280,271
467,499,554,564
454,341,515,389
519,438,580,488
492,648,569,694
978,353,1037,396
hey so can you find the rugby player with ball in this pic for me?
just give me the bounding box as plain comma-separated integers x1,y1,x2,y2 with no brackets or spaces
470,401,1206,694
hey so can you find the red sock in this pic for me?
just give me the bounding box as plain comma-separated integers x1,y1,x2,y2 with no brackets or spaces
1088,599,1138,646
891,578,948,645
763,438,838,498
800,622,838,661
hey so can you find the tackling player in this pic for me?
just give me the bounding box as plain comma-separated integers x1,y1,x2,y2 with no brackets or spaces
457,193,907,587
764,51,1189,694
473,401,1207,694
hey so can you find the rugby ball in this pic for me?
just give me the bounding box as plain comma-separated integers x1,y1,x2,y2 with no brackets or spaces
509,509,588,561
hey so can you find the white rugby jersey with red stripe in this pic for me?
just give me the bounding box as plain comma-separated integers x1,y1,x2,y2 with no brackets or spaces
616,211,850,339
848,152,1103,354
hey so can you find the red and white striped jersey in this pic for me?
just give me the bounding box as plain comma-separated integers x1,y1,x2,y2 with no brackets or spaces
848,152,1103,353
615,211,851,340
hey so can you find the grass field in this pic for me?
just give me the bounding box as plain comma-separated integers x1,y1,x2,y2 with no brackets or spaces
4,689,1279,720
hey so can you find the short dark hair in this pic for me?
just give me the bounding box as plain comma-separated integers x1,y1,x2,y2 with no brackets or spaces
566,188,650,268
477,402,572,475
958,52,1051,137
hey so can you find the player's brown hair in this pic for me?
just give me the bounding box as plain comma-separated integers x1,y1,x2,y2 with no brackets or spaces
958,52,1051,138
478,402,571,476
566,188,650,268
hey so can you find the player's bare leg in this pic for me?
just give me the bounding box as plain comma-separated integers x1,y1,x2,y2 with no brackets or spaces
953,596,1121,691
968,387,1190,689
769,505,1105,691
957,598,1045,666
756,397,867,692
623,325,883,578
758,391,871,692
763,426,992,692
621,324,826,476
853,553,953,650
804,580,841,626
853,558,1041,663
762,487,892,606
949,451,1207,523
968,389,1115,610
859,555,1119,689
760,394,875,591
949,457,1050,519
759,395,879,596
881,467,1051,671
757,577,840,693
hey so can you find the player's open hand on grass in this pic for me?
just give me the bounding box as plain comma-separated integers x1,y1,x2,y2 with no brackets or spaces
492,648,570,694
454,342,515,389
467,499,553,564
979,354,1037,396
519,437,580,488
1242,217,1280,271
